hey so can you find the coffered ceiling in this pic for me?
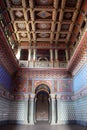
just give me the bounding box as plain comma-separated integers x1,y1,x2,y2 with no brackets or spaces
0,0,87,55
2,0,85,49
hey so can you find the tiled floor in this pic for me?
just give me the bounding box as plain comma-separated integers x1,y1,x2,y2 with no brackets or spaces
0,124,87,130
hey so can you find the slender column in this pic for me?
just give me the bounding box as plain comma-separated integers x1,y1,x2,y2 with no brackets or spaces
48,97,51,123
28,49,31,61
56,94,60,124
55,49,58,61
50,94,56,125
16,47,21,60
34,97,37,124
65,49,68,62
24,98,28,124
33,49,36,61
50,49,53,61
29,94,35,125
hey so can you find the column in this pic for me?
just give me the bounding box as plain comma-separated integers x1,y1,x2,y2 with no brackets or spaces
55,49,58,61
28,49,31,61
50,49,53,61
55,49,59,67
33,49,36,61
16,47,21,60
56,94,60,124
48,97,51,123
24,98,28,124
50,94,56,125
34,97,37,124
65,49,68,62
29,94,35,125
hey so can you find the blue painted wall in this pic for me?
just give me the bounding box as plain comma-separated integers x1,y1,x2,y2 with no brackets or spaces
73,63,87,92
0,65,12,90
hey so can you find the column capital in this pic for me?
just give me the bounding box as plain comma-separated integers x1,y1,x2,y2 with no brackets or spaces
50,94,55,99
56,94,60,99
30,93,35,99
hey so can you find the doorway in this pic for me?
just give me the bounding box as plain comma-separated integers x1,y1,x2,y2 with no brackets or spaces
35,84,50,123
36,91,49,121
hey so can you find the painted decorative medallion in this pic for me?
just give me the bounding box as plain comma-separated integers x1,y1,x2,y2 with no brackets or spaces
66,0,77,7
20,33,27,38
36,0,53,5
63,12,73,20
15,11,23,18
37,23,51,29
38,33,49,38
59,34,67,39
11,0,21,5
61,24,70,31
37,11,51,18
17,23,26,30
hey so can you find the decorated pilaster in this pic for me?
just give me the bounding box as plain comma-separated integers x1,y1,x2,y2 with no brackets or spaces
50,94,56,125
29,94,35,125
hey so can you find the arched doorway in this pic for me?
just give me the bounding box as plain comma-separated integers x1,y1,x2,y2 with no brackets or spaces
35,84,51,122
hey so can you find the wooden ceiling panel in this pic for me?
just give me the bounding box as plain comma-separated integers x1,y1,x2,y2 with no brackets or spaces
2,0,86,50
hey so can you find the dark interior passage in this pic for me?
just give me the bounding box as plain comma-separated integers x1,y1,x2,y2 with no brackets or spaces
36,91,49,121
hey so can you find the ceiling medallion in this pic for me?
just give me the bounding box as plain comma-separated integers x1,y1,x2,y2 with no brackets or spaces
64,12,72,19
15,11,23,18
20,33,27,37
38,33,49,38
41,23,47,28
40,0,48,3
11,0,21,5
37,11,51,18
60,34,66,38
36,0,52,5
37,23,51,29
17,23,26,29
61,24,69,30
66,0,77,7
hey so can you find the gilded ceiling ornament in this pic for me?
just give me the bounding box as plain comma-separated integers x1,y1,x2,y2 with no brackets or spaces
61,24,69,30
15,11,23,18
60,34,66,38
17,23,26,29
64,12,72,19
20,33,27,37
36,0,52,5
40,0,48,3
38,33,49,38
11,0,21,5
37,11,51,18
40,23,47,28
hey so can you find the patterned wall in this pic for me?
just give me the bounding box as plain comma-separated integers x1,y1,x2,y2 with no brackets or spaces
73,63,87,126
73,63,87,92
74,96,87,126
13,68,73,96
0,65,12,91
58,100,75,124
0,97,10,123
